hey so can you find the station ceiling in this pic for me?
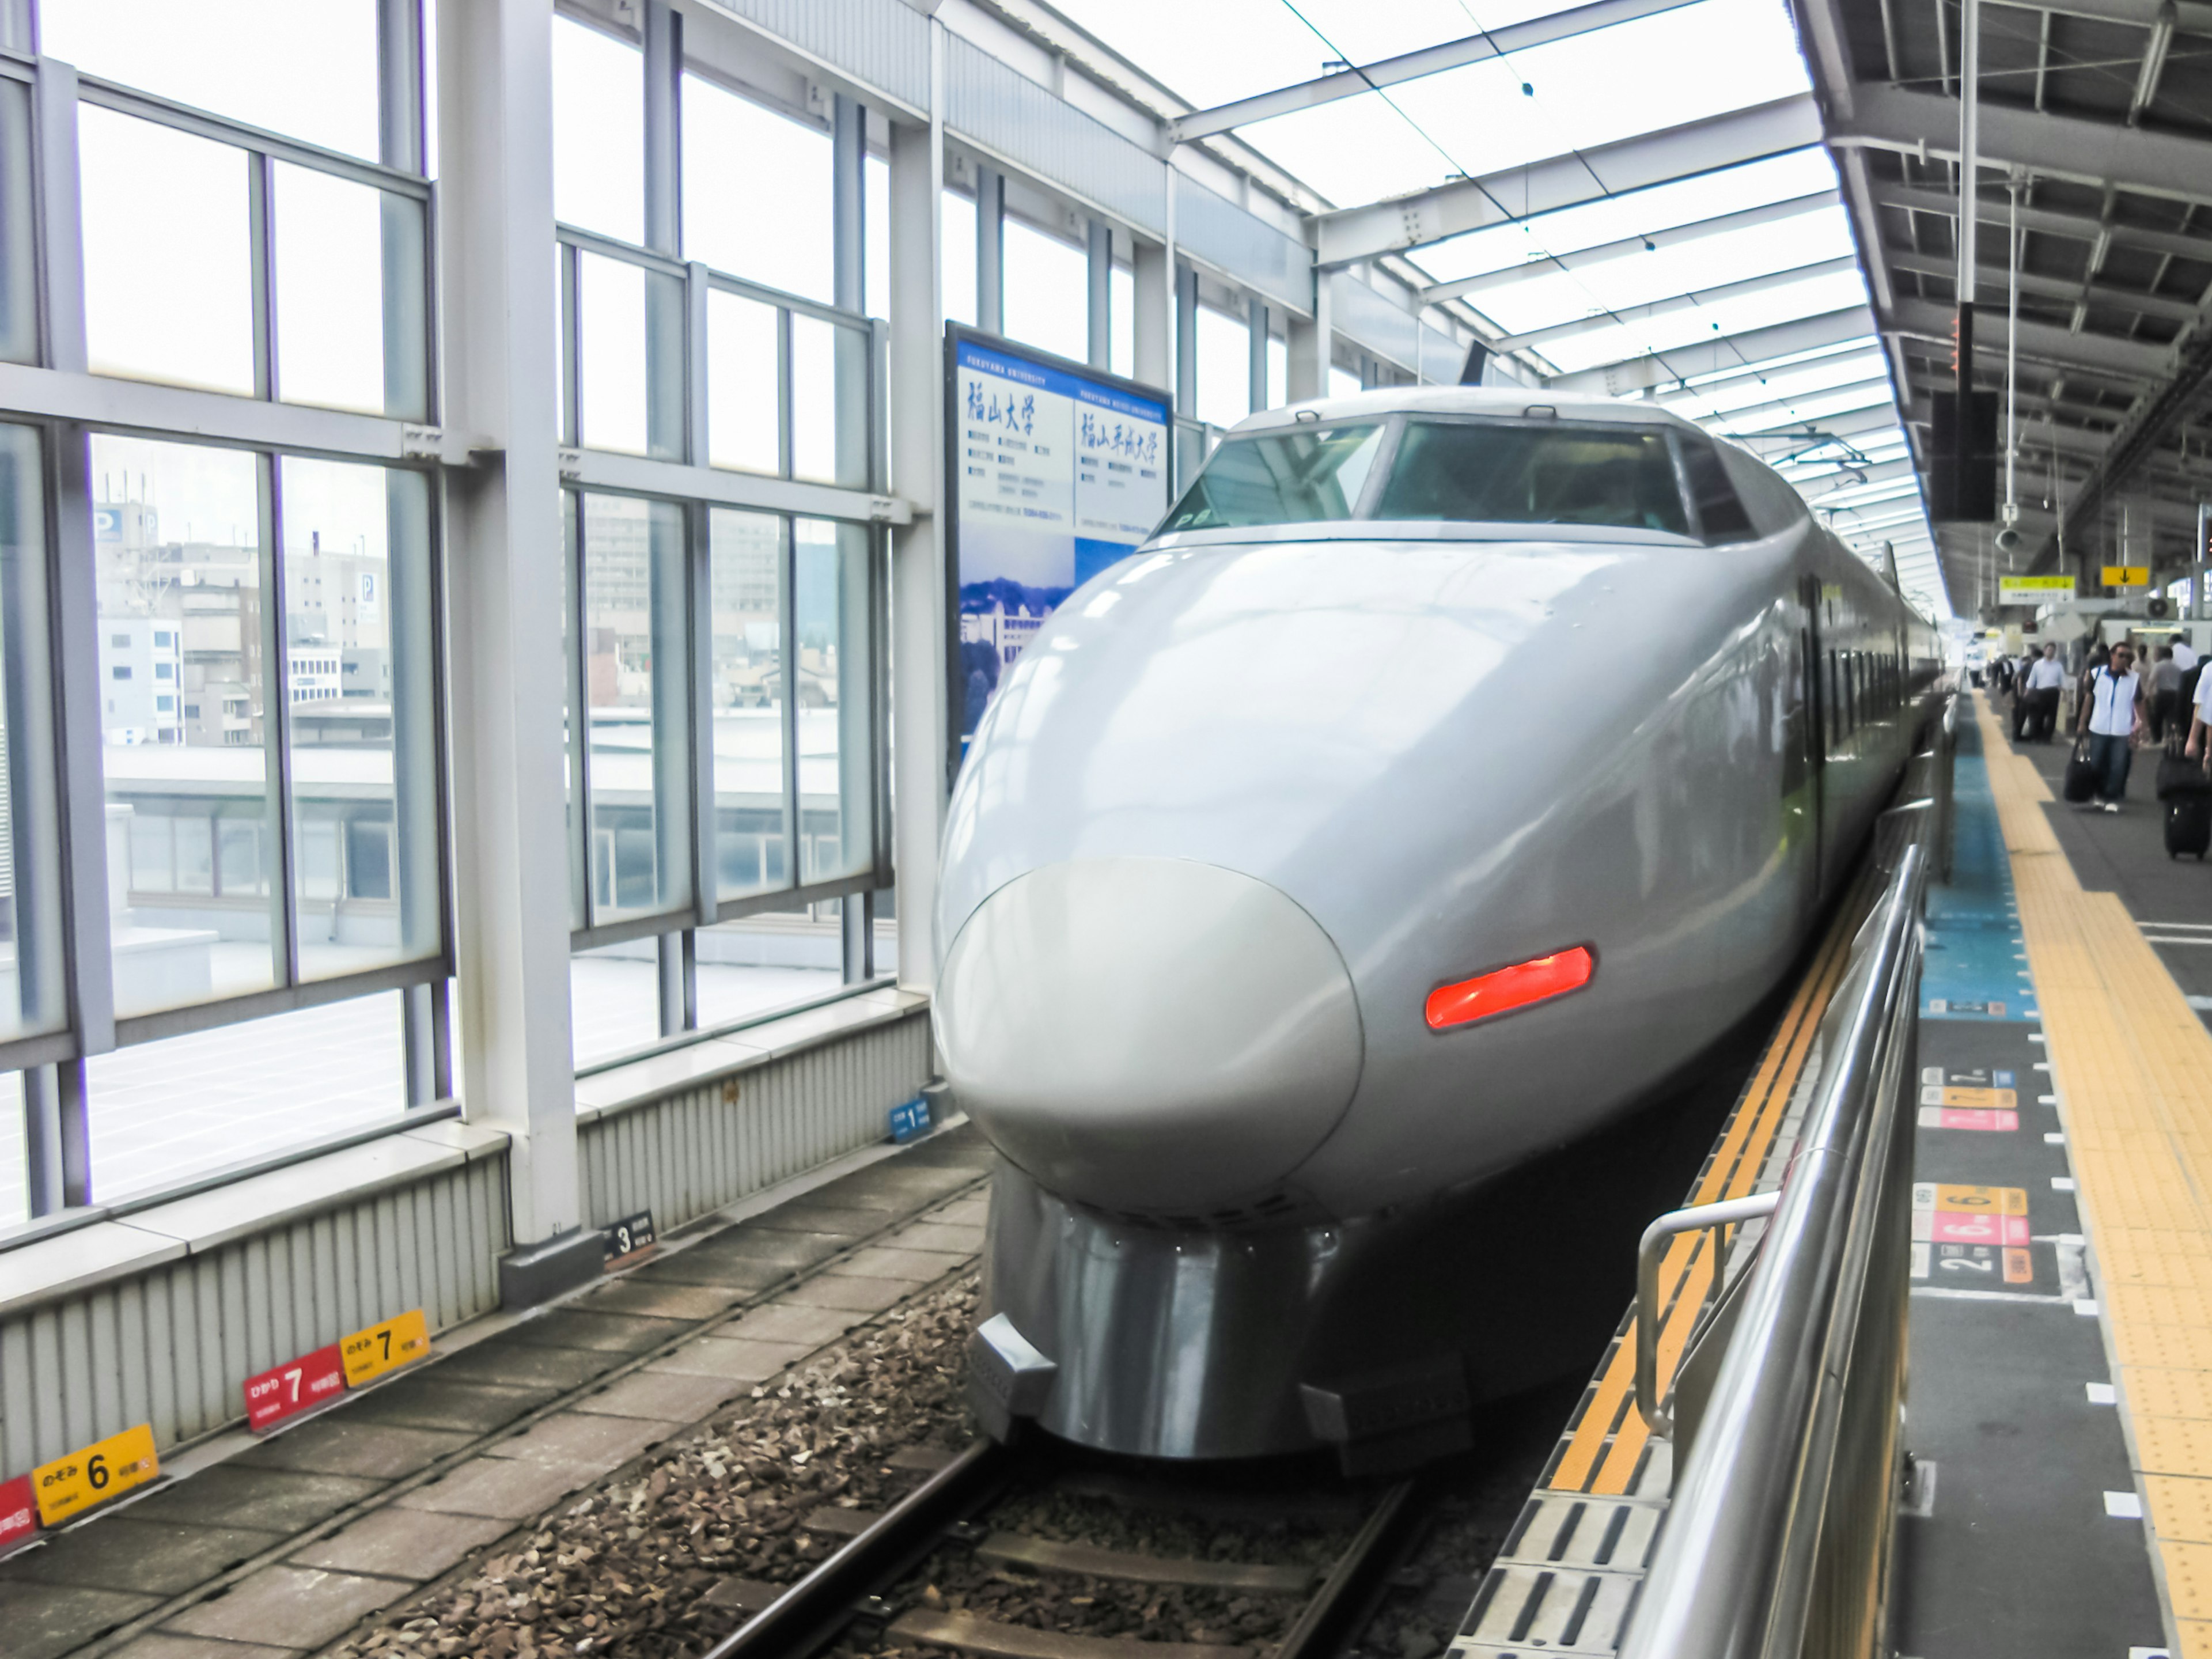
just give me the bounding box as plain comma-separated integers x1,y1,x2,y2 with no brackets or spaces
1050,0,2212,621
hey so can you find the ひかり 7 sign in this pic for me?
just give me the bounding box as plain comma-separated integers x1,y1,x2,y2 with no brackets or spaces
244,1344,347,1432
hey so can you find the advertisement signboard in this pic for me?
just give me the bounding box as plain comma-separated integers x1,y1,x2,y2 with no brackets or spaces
943,324,1172,779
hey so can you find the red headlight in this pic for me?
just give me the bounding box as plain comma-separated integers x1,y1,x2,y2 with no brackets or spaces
1425,946,1594,1031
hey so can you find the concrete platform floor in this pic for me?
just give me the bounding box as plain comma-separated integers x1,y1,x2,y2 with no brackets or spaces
0,1122,996,1659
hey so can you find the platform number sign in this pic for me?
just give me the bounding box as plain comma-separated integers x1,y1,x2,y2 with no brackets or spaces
0,1474,35,1551
604,1210,657,1263
244,1343,347,1433
889,1096,931,1143
33,1424,158,1526
341,1309,430,1387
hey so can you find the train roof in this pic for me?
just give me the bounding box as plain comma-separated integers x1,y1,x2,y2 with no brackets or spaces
1228,387,1707,438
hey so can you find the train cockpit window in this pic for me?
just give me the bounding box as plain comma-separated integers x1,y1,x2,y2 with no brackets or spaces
1677,438,1756,543
1368,421,1690,535
1156,422,1385,531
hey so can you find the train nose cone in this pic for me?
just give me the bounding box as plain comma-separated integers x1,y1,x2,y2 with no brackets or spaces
936,857,1362,1214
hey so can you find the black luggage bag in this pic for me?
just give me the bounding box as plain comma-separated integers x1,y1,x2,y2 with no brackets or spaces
2064,737,2099,803
2012,696,2032,741
2169,795,2212,859
2159,737,2212,801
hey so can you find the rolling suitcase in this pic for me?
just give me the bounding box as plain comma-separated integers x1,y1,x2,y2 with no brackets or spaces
2158,737,2212,801
2169,795,2212,859
2063,737,2099,803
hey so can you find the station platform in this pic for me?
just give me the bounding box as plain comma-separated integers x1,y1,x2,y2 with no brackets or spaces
1461,691,2212,1659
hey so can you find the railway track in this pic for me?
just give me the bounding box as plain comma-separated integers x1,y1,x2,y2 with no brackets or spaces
701,1441,1437,1659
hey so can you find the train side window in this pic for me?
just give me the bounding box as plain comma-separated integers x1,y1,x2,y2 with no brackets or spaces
1679,437,1756,543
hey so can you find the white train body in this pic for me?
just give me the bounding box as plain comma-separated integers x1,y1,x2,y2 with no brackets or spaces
933,388,1941,1463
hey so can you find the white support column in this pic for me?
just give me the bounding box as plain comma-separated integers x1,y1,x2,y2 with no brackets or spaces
1286,268,1332,402
1086,220,1112,370
888,32,946,994
437,0,590,1300
974,164,1003,336
1247,296,1268,412
1132,238,1171,395
1173,263,1198,419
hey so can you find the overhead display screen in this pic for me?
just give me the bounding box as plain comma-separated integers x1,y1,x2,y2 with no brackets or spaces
944,324,1171,774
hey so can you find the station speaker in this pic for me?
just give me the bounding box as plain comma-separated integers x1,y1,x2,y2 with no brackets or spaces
2149,596,2173,619
1929,390,1999,523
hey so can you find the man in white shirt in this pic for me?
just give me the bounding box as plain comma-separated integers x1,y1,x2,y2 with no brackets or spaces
2077,641,2145,810
2024,645,2068,743
2174,637,2199,673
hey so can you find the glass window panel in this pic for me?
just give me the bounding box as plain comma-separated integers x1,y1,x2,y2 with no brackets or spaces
1003,219,1086,363
692,907,843,1031
274,162,421,418
92,436,278,1016
0,1070,22,1230
680,74,831,303
790,316,869,488
0,82,33,365
1161,423,1382,532
865,156,890,322
795,520,873,885
707,290,781,476
711,509,786,902
1266,336,1287,413
1195,306,1251,431
79,105,255,396
579,254,649,455
1371,422,1690,533
0,426,66,1042
552,16,643,245
944,191,975,328
583,494,691,923
569,940,662,1068
280,457,440,982
85,990,404,1203
41,0,379,159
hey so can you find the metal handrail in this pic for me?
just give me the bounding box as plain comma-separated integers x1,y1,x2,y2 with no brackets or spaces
1618,833,1928,1659
1633,1190,1782,1435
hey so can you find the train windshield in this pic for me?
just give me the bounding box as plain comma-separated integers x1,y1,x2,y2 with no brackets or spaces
1370,421,1690,533
1155,423,1384,532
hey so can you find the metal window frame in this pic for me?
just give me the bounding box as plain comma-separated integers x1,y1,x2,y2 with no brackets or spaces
0,15,460,1219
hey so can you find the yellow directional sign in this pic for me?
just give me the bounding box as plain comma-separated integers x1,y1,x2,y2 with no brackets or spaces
341,1308,430,1387
35,1424,158,1526
2103,565,2150,588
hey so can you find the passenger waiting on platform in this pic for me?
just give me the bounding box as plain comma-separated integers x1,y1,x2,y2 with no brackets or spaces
2185,653,2212,775
2183,637,2206,717
2077,642,2146,812
2024,645,2066,743
2151,646,2184,741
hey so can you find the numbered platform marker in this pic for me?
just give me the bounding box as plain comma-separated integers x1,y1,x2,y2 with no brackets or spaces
341,1309,429,1388
0,1473,36,1551
34,1425,158,1527
1918,1085,2018,1110
1916,1106,2021,1131
244,1343,347,1433
603,1210,657,1264
888,1096,931,1143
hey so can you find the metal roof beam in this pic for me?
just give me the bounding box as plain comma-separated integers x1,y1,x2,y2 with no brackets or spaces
1884,248,2205,324
1170,0,1699,142
1421,188,1842,305
1869,182,2212,266
1886,296,2171,382
1989,0,2212,36
1492,255,1862,354
1313,93,1823,267
1795,457,1919,498
1544,304,1876,393
1834,84,2212,207
1730,397,1902,439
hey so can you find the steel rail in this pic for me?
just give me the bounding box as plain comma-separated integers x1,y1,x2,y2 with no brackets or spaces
1617,829,1928,1659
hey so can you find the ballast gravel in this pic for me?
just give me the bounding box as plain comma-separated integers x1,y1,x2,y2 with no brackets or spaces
322,1274,980,1659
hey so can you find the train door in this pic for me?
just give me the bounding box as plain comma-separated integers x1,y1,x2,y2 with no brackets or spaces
1796,573,1827,900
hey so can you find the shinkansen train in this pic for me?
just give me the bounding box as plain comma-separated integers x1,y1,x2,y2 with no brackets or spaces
933,387,1943,1467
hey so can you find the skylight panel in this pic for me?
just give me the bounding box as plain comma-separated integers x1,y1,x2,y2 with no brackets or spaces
1045,0,1319,109
1530,268,1870,374
1469,207,1856,335
1709,380,1898,431
1668,351,1889,418
1416,149,1838,284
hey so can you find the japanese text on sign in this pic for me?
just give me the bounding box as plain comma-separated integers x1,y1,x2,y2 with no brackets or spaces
342,1309,430,1388
244,1343,347,1433
0,1474,35,1551
604,1210,657,1263
34,1424,158,1526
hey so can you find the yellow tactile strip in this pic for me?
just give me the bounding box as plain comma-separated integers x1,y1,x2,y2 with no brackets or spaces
1547,872,1864,1494
1974,694,2212,1653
